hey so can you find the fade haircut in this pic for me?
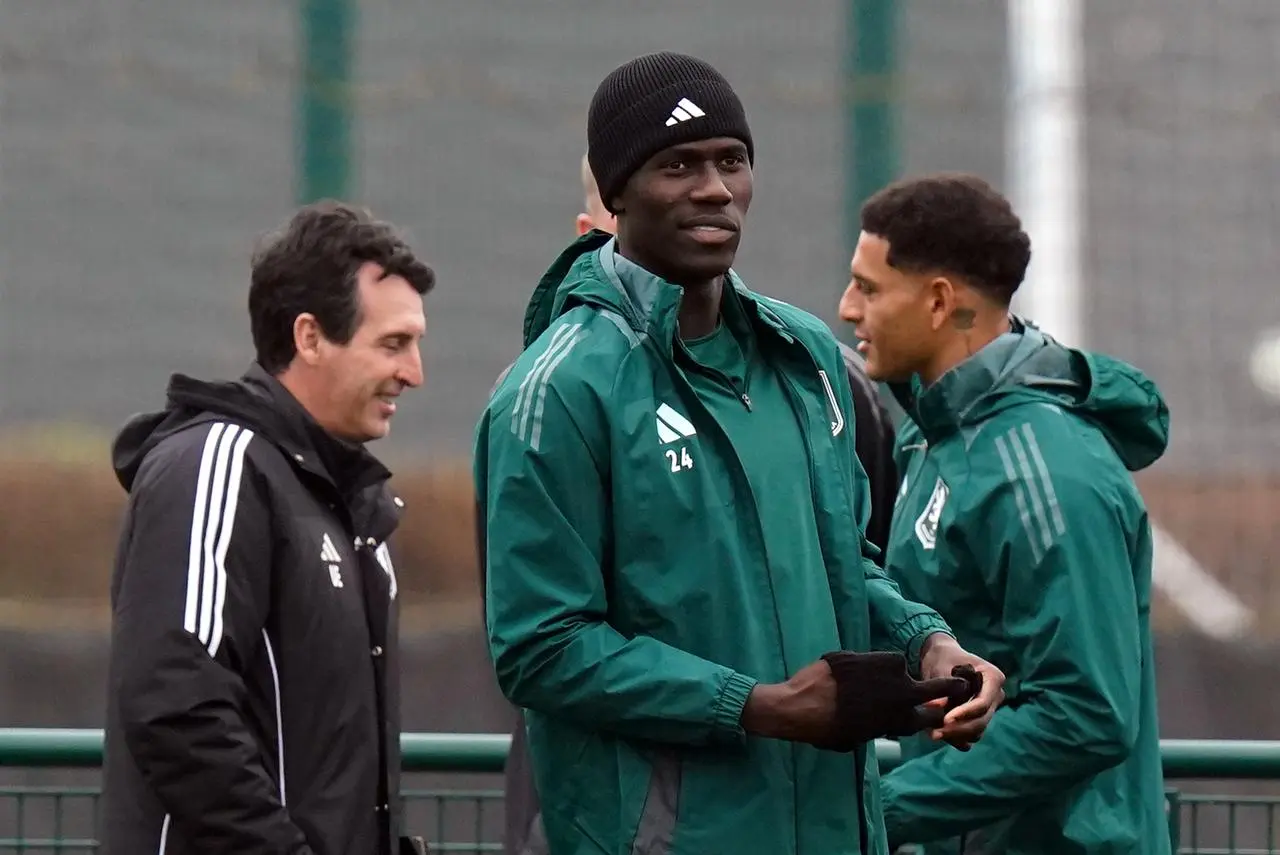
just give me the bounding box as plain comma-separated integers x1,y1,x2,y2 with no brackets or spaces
249,200,435,374
860,173,1032,306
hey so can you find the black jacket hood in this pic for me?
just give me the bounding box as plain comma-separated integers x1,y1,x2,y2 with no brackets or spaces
112,363,391,498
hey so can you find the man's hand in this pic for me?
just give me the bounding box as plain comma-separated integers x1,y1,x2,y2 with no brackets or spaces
741,652,971,752
740,659,838,745
918,633,1005,751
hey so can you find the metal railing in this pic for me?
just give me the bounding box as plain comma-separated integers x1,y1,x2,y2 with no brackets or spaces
2,730,1280,853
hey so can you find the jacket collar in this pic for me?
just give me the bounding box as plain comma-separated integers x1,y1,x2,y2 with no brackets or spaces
891,317,1044,441
596,238,797,351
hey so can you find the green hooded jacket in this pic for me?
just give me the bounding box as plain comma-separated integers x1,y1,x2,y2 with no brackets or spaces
474,232,952,855
877,320,1173,854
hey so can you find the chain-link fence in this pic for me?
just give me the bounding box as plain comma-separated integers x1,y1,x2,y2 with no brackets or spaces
4,1,1276,452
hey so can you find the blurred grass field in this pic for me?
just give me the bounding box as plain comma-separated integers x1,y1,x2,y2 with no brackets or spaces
1,421,1279,643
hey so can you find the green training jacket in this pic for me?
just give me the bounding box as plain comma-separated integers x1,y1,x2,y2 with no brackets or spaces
474,231,952,855
878,321,1173,854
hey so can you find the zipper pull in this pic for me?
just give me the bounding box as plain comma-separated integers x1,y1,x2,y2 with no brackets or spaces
741,393,753,411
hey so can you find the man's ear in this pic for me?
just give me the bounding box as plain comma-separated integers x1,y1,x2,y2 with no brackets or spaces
927,276,961,332
575,213,593,237
293,313,324,366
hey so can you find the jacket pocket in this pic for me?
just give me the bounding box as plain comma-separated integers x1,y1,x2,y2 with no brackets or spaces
629,750,684,855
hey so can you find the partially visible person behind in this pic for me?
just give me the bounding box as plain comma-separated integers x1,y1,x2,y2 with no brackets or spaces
838,338,898,552
840,173,1172,854
500,152,900,855
478,52,1004,855
574,151,617,237
101,202,434,855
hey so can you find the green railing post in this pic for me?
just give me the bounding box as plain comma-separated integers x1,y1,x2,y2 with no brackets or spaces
298,0,355,203
844,0,900,247
1165,787,1182,853
0,729,107,767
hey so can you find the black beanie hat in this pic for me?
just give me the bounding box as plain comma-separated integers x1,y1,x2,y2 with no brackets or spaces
587,52,753,214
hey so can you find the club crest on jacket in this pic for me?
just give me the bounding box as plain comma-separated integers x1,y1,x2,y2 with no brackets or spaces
914,477,950,550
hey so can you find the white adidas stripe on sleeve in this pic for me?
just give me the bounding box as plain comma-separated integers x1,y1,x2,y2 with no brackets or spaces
183,422,255,658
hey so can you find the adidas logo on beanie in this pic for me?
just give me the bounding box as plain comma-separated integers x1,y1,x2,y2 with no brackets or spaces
586,52,754,214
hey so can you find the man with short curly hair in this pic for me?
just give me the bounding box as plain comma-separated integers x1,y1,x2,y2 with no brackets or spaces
841,173,1173,854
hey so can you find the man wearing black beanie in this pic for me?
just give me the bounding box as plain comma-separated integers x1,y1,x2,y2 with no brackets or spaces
475,52,1004,855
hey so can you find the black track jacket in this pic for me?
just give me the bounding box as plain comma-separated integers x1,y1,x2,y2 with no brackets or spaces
837,341,899,555
101,364,410,855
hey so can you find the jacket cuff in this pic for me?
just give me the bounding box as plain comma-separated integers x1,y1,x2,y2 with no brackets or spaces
712,670,758,738
897,617,954,676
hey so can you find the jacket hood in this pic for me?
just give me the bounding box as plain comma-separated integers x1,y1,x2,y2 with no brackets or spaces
112,363,391,494
523,230,618,347
894,318,1170,472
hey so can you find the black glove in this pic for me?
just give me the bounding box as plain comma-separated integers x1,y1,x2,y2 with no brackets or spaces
817,650,972,751
910,662,985,731
946,664,983,711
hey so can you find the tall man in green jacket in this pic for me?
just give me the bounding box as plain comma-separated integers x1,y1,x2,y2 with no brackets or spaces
474,52,1006,855
839,173,1172,855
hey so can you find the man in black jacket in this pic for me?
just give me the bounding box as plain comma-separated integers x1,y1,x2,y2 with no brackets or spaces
839,340,899,555
101,201,435,855
496,160,902,855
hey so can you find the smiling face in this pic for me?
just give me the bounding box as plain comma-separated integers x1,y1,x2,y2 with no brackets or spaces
841,173,1034,385
297,262,426,442
612,136,752,286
